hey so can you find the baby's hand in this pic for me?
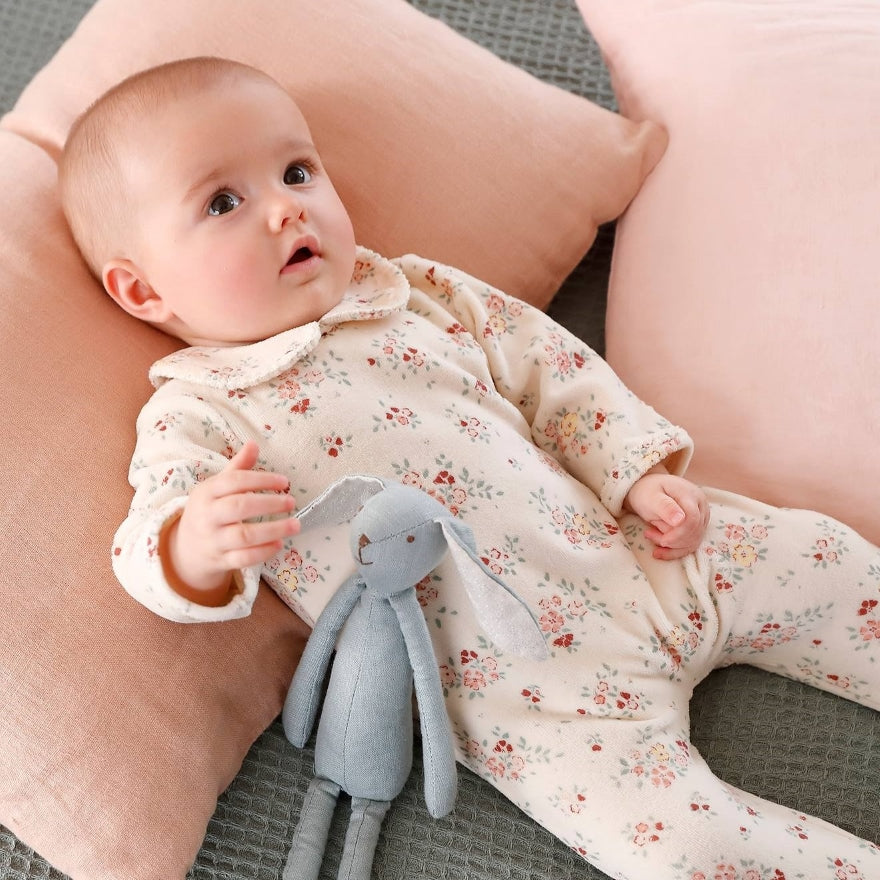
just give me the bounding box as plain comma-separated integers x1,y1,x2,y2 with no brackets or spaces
623,468,709,560
161,440,299,604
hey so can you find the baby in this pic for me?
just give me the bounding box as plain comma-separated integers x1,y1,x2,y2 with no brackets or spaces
60,57,879,880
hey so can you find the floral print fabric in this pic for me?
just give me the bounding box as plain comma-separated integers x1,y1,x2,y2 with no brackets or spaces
113,249,879,879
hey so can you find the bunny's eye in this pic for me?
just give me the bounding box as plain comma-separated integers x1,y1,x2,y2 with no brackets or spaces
406,535,415,543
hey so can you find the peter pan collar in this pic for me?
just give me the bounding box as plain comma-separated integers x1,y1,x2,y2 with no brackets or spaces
149,247,409,391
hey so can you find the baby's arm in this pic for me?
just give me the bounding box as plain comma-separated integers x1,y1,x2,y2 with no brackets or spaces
161,440,299,606
622,464,709,559
399,257,694,516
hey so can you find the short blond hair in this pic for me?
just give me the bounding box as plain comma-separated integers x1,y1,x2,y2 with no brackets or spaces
59,57,281,278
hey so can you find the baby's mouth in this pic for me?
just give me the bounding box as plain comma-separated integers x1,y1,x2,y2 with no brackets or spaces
286,246,314,266
282,236,321,273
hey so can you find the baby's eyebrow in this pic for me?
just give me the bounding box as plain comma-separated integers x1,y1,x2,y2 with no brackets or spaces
180,138,319,206
182,168,228,205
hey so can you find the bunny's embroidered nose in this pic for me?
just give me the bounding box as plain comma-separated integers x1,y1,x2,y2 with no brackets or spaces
357,534,373,565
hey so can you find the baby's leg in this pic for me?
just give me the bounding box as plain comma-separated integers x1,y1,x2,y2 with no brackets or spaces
700,489,880,711
454,707,879,880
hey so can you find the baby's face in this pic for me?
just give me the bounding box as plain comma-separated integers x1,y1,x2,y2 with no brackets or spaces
112,76,356,346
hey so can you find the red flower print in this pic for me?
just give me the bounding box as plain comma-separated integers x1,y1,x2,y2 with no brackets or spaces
858,599,878,616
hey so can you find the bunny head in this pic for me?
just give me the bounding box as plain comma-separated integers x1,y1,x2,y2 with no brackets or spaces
296,475,548,660
348,482,454,597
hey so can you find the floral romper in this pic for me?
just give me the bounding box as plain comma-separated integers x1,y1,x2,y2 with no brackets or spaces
113,249,880,880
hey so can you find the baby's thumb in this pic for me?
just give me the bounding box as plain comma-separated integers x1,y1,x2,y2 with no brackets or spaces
657,493,685,527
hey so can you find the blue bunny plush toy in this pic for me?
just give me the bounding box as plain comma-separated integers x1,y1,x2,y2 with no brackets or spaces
281,475,547,880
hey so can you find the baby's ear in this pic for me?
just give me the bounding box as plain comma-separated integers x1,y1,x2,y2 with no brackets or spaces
102,259,170,323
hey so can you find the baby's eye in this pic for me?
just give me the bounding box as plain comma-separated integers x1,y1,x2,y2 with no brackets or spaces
208,192,241,216
283,163,312,186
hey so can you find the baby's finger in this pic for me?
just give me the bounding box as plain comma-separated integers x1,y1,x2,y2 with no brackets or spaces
208,468,291,499
220,540,291,571
651,544,695,561
217,515,300,555
213,490,296,526
226,440,261,471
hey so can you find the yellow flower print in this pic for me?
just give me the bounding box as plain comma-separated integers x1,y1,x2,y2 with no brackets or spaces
560,411,579,437
731,542,758,567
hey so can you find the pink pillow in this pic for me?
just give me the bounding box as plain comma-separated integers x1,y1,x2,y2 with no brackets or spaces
0,130,311,879
3,0,666,311
0,0,665,876
576,0,880,543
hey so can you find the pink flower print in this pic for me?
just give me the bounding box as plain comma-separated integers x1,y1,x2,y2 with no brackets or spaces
283,548,303,568
485,757,506,779
474,379,489,397
725,523,746,541
445,486,468,513
860,619,880,641
275,376,302,399
463,668,486,691
650,765,676,788
459,416,484,438
834,859,864,879
713,866,736,880
567,598,587,619
386,406,414,426
480,547,509,577
486,293,506,314
400,471,424,489
750,524,769,540
539,600,565,634
632,821,663,847
483,313,508,338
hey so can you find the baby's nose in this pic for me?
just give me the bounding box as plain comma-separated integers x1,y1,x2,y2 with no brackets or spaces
269,190,305,231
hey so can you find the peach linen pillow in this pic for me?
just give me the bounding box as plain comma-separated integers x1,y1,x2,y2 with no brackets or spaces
3,0,667,311
0,1,666,877
0,130,311,879
575,0,880,543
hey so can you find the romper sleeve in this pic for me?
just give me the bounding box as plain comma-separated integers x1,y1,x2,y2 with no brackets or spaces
395,256,694,517
111,385,262,623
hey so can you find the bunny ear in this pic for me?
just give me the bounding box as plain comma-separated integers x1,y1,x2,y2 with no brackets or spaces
439,520,548,661
296,474,386,531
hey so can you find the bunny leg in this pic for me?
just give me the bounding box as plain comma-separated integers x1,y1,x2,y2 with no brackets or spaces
337,797,391,880
283,775,341,880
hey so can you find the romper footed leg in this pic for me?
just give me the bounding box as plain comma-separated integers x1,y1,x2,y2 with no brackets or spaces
454,709,879,880
701,489,880,711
